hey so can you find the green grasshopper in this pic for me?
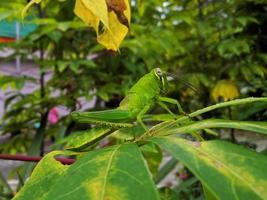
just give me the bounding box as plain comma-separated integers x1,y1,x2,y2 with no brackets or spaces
71,68,185,132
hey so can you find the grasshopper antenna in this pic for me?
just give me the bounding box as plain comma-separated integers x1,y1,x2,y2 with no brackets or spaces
166,72,199,94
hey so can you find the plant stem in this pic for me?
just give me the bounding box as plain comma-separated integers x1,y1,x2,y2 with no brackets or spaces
137,97,267,141
228,107,236,143
179,97,267,122
0,154,75,165
38,14,46,156
20,3,49,183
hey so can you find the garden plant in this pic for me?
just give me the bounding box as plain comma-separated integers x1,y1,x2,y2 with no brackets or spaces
0,0,267,199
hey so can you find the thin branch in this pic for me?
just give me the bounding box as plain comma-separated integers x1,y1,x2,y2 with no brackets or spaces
0,154,75,165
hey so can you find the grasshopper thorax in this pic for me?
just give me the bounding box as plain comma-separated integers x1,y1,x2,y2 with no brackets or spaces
153,68,168,94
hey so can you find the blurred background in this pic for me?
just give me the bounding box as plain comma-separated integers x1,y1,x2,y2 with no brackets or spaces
0,0,267,199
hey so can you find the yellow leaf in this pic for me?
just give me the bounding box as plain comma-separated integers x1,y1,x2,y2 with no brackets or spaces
98,0,130,50
75,0,109,33
74,0,100,32
74,0,130,51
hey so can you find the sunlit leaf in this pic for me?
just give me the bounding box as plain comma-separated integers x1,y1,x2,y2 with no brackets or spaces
14,144,160,200
150,136,267,200
97,0,130,50
13,151,70,200
74,0,130,51
74,0,103,33
106,0,129,28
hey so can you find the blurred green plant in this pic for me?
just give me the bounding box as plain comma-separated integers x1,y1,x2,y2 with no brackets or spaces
0,0,266,154
0,0,267,199
12,96,267,200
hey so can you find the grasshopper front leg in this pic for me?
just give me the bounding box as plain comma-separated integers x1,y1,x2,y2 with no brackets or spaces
136,104,151,132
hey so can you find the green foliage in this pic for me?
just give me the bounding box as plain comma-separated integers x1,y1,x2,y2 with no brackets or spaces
1,0,267,199
151,136,267,199
13,97,267,200
1,0,267,154
59,127,111,151
14,145,160,200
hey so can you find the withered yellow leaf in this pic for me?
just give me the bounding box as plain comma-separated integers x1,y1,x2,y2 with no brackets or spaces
74,0,130,51
106,0,129,28
74,0,100,32
75,0,109,33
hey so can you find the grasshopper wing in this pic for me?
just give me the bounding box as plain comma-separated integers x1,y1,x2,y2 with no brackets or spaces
71,109,133,128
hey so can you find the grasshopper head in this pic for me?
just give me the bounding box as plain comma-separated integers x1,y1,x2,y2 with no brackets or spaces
154,68,168,93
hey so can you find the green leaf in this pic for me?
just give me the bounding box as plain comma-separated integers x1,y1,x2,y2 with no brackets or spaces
233,102,267,120
154,119,267,136
218,38,250,58
150,136,267,200
236,16,258,27
203,185,218,200
15,144,160,200
49,144,160,200
13,151,70,200
60,127,111,151
22,0,42,18
140,142,162,178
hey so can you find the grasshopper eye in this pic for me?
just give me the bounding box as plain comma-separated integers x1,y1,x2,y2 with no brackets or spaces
156,68,162,76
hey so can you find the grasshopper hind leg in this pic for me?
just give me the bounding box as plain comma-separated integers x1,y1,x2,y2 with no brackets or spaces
71,109,133,128
158,96,186,115
157,101,177,119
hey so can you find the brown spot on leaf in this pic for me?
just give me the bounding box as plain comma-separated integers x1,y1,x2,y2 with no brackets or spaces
212,160,222,169
106,0,129,28
194,141,201,148
188,141,202,148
